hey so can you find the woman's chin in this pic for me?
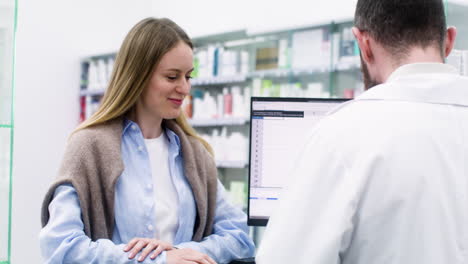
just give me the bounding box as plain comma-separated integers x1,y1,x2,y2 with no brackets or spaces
163,110,182,120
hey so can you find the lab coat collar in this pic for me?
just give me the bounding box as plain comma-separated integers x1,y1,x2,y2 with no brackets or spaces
386,63,458,82
355,63,468,107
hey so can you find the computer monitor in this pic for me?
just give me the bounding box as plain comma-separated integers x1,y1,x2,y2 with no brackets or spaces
247,97,349,226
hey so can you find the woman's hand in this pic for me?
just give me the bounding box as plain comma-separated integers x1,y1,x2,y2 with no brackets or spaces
167,248,217,264
123,237,174,261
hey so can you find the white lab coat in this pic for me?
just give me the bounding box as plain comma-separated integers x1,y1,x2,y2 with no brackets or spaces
256,63,468,264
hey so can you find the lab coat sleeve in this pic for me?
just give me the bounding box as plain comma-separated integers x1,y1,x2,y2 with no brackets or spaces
256,130,360,264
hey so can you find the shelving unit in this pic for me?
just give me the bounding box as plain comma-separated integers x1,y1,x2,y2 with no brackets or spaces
0,1,16,264
191,75,248,86
78,19,363,216
187,22,363,218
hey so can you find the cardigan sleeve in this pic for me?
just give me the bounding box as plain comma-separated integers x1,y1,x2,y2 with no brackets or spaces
41,130,90,227
41,122,124,241
40,184,166,264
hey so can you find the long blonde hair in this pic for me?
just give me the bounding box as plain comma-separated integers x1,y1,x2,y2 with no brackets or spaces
75,17,213,155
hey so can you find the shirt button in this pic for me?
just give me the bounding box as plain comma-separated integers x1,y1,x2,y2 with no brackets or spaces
147,224,154,231
132,125,137,130
137,145,144,151
146,183,152,190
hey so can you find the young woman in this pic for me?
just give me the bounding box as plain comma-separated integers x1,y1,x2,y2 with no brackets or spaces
40,17,255,264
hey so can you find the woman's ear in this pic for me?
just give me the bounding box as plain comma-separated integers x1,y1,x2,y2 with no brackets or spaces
352,27,373,64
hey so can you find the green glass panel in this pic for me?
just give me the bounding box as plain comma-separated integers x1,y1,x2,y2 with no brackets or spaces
0,1,15,126
0,0,16,263
0,128,11,262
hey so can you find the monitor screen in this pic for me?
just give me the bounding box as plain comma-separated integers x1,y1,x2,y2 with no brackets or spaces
247,97,349,226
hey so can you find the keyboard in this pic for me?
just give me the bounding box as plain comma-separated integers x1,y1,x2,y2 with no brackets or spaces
229,257,256,264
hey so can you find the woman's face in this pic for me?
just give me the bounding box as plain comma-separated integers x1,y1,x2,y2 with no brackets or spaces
139,41,193,121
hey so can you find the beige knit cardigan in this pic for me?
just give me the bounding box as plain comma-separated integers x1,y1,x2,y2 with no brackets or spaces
41,118,218,242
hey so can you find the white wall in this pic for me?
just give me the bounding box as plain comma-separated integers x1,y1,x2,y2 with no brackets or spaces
152,0,358,38
12,0,152,262
152,0,468,39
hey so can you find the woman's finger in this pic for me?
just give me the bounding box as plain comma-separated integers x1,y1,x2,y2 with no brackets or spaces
124,238,140,252
128,240,148,259
150,245,165,259
192,253,216,264
193,259,208,264
199,253,217,264
138,242,158,262
205,255,217,264
196,258,212,264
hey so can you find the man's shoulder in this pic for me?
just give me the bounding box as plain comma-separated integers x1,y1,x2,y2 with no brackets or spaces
322,100,387,128
310,99,407,148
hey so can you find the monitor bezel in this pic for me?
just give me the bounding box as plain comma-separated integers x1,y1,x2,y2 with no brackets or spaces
247,97,350,226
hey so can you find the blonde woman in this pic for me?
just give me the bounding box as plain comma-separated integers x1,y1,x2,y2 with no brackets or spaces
39,18,255,264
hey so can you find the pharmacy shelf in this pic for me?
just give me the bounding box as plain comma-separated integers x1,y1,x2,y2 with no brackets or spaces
189,117,249,127
80,88,106,97
191,75,248,86
190,63,360,87
216,160,248,169
0,124,12,128
249,67,330,79
333,60,361,71
251,63,361,78
78,62,360,97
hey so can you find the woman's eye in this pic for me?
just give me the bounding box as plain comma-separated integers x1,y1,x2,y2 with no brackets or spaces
185,76,192,80
167,76,177,80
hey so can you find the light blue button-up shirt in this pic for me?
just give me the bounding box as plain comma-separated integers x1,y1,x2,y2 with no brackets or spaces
40,119,255,264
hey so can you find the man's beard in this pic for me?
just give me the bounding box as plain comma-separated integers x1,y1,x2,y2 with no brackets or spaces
360,56,381,90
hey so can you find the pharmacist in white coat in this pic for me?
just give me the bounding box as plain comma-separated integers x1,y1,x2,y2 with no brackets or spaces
256,0,468,263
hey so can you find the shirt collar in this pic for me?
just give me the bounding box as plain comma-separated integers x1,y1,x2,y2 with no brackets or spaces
164,126,181,149
122,118,181,150
122,118,139,136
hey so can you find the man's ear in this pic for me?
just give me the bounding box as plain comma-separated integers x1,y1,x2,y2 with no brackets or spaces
352,27,373,64
444,26,457,58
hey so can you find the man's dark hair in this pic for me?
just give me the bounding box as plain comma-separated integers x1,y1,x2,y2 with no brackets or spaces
354,0,447,58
